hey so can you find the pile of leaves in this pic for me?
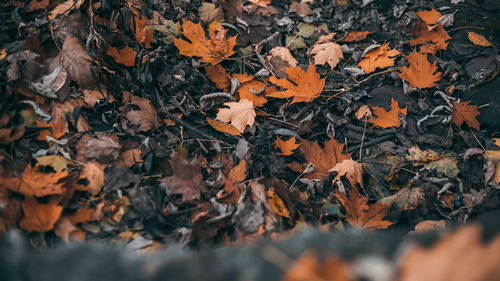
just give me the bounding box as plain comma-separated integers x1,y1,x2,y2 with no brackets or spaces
0,0,499,251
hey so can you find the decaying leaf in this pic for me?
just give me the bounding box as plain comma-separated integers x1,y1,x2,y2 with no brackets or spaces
19,197,63,233
216,99,256,134
310,42,343,69
161,151,207,201
410,220,446,233
452,100,480,130
358,43,400,74
329,159,364,188
77,161,105,195
467,32,492,47
1,165,68,197
406,146,459,178
106,46,136,67
174,21,237,65
486,148,500,184
120,91,160,134
56,36,96,88
273,136,301,156
75,134,121,162
334,189,393,230
35,155,72,173
268,61,325,104
282,251,352,281
380,187,424,210
409,9,451,52
288,138,351,180
398,51,442,89
369,98,407,128
288,1,312,16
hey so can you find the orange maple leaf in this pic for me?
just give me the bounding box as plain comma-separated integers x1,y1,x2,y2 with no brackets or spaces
415,8,442,27
334,189,393,230
288,138,351,180
19,197,63,233
1,165,68,197
328,159,364,188
220,160,247,204
233,73,271,107
310,42,343,69
343,31,371,42
174,21,237,65
268,61,325,104
398,51,442,89
369,98,407,128
452,100,480,130
358,43,400,74
273,136,300,156
409,10,451,52
216,99,256,133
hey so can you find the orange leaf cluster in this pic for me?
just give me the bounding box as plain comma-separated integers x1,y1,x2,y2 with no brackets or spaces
398,51,442,89
174,21,237,65
409,9,451,53
369,98,407,128
334,189,393,230
288,138,351,180
452,100,481,130
268,62,325,104
358,43,400,74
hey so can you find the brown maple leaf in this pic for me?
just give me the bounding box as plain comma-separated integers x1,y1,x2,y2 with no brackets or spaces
288,1,312,16
161,151,207,202
358,43,400,74
288,138,351,180
19,197,63,233
452,100,481,130
216,99,256,133
268,61,325,104
77,161,105,195
369,98,407,128
54,36,96,88
328,159,364,187
273,136,301,156
174,21,237,65
310,42,343,69
398,51,442,89
119,91,160,134
220,160,247,204
334,189,393,230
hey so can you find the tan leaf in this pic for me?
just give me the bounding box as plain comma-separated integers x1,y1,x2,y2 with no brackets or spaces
310,42,343,69
48,0,85,21
216,99,256,133
467,32,493,47
355,105,372,120
452,100,480,130
328,159,364,187
334,189,393,230
369,98,407,128
248,0,271,7
268,47,299,67
35,155,72,172
268,61,325,104
273,136,301,156
174,21,237,65
19,197,63,233
410,220,446,233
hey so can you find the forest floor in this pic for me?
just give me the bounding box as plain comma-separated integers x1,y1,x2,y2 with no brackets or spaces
1,0,500,279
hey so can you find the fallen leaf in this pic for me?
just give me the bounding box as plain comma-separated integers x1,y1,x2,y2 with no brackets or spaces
328,159,364,188
236,79,269,107
0,49,6,60
161,151,207,202
106,46,136,67
221,160,247,204
452,100,480,130
355,105,372,120
316,32,337,44
343,31,371,42
217,0,243,21
410,220,446,233
206,118,241,135
82,88,115,107
56,36,96,88
248,0,271,7
398,51,442,89
120,91,160,134
268,46,299,67
334,189,393,230
467,32,493,47
267,190,290,218
27,0,49,12
423,156,459,178
288,1,312,16
75,134,121,162
273,136,300,156
369,98,407,128
174,20,237,65
282,251,353,281
205,64,231,89
19,197,63,233
288,138,351,180
216,99,256,133
77,161,105,195
380,187,424,210
415,8,442,27
2,165,67,197
268,61,325,104
310,42,343,69
486,149,500,184
409,14,451,52
400,225,500,281
198,2,223,23
35,155,72,172
132,13,154,48
48,0,85,21
358,43,400,74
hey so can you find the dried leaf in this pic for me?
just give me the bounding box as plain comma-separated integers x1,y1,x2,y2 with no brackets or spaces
380,187,424,210
2,165,67,197
132,13,154,48
161,151,207,202
48,0,84,21
358,43,400,74
273,136,301,156
282,251,353,281
268,61,325,104
221,160,247,204
206,118,241,135
334,189,393,230
120,92,160,134
415,8,442,27
289,138,351,180
174,21,237,65
106,46,136,67
369,98,407,128
35,155,72,172
267,190,290,218
75,134,121,162
216,99,256,133
237,80,268,107
410,220,446,233
355,105,372,120
467,32,493,47
78,161,105,195
27,0,49,12
288,1,312,16
328,159,364,187
452,100,480,130
57,36,96,88
248,0,271,7
205,64,231,89
398,51,442,89
343,31,371,42
486,149,500,184
409,20,451,51
268,47,298,67
19,197,63,233
310,42,343,69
